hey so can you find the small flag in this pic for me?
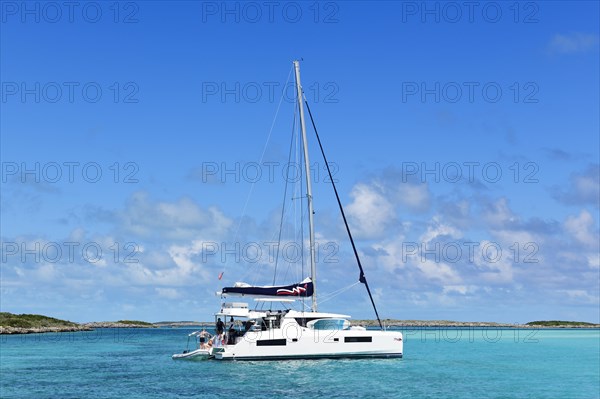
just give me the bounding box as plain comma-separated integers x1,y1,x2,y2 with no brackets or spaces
218,272,224,280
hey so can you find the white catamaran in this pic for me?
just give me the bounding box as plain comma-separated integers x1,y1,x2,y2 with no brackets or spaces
173,61,403,361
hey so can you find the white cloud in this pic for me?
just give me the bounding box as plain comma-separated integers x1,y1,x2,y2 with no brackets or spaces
117,238,219,288
121,192,233,241
345,170,430,239
368,216,464,286
587,253,600,269
419,216,462,243
564,210,598,248
35,263,58,281
442,285,478,295
397,183,430,212
573,171,600,203
482,198,517,228
491,229,537,249
371,234,408,274
155,287,182,299
548,33,599,54
346,183,396,239
417,259,461,284
558,289,598,304
168,240,207,275
470,240,514,284
553,164,600,206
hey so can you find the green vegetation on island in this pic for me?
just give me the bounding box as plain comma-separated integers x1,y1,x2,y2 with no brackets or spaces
81,321,157,328
525,320,597,327
0,312,91,334
117,320,154,326
0,312,78,328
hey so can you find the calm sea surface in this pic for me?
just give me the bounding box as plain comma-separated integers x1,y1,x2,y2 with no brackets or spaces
1,328,599,398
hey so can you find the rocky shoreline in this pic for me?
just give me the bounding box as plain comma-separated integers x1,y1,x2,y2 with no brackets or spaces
154,321,212,328
0,322,158,335
0,325,93,335
83,322,158,329
0,325,165,335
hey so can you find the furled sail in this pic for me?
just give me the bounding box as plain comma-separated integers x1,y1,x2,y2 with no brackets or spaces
221,277,313,297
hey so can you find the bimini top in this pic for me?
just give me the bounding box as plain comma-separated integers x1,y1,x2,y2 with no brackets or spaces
220,277,314,298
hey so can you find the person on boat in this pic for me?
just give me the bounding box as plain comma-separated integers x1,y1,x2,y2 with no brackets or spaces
199,329,210,349
228,317,236,345
244,320,254,333
199,329,210,338
211,333,223,348
216,318,224,335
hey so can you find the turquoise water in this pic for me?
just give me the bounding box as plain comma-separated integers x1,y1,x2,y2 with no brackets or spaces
1,328,599,398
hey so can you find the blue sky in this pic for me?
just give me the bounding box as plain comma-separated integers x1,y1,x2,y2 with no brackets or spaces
1,1,598,323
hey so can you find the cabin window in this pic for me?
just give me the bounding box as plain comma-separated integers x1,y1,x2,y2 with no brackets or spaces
261,314,282,330
309,318,350,330
344,336,372,343
294,318,320,327
256,339,287,346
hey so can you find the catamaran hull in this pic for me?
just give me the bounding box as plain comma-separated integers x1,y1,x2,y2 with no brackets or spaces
215,352,402,361
213,328,403,361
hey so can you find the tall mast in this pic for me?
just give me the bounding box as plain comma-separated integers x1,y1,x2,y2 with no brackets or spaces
293,60,317,312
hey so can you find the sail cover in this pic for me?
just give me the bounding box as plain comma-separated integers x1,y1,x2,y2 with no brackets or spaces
221,277,313,297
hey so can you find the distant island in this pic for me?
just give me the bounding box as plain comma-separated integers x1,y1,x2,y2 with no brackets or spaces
84,320,157,328
352,319,600,328
0,312,92,334
1,312,598,334
0,313,156,334
525,320,598,327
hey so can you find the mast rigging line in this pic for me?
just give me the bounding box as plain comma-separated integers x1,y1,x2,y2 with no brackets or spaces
303,98,384,330
223,64,294,282
273,108,298,285
318,281,361,305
